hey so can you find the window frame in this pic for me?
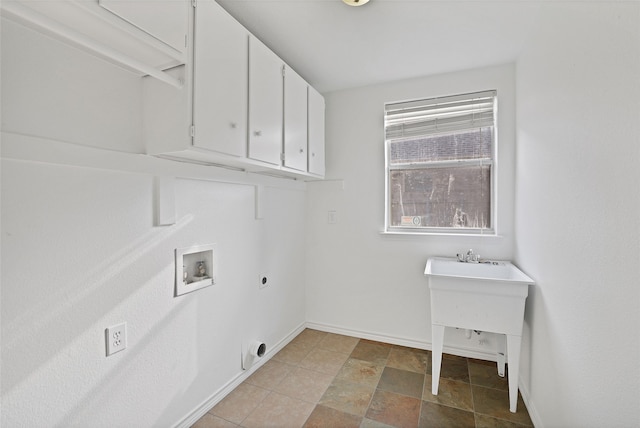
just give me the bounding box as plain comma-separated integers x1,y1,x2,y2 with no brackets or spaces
383,90,498,236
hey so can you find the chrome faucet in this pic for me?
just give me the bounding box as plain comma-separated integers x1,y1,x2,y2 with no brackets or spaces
457,249,480,263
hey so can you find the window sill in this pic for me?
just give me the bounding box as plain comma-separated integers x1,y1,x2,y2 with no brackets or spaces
380,230,501,238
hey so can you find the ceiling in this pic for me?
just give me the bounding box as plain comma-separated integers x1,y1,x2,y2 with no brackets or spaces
216,0,541,93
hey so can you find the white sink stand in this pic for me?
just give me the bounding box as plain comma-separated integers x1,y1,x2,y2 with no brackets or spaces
431,326,522,412
425,258,532,413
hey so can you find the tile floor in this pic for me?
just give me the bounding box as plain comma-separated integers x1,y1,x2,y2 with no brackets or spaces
192,329,533,428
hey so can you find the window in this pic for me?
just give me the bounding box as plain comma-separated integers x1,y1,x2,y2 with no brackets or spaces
384,90,497,234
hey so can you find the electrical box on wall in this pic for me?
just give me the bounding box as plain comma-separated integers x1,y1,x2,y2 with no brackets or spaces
175,244,216,296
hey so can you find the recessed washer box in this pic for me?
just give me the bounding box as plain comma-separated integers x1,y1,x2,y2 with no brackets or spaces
175,244,216,296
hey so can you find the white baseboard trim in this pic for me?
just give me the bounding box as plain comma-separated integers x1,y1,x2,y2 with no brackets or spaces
173,322,306,428
175,321,540,428
305,321,498,362
518,378,542,427
307,321,539,425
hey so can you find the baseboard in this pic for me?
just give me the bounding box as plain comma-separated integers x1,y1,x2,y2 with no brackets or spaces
518,378,542,427
175,320,540,428
173,322,306,428
307,321,539,425
305,321,498,361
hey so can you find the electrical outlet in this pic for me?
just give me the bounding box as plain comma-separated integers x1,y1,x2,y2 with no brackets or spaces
105,322,127,356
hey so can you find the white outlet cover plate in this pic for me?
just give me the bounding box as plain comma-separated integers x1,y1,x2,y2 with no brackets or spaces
106,322,127,356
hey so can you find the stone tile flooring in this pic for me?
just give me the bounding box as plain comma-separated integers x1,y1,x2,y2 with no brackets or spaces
192,329,533,428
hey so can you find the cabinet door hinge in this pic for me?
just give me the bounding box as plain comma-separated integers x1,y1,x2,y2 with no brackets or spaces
191,0,196,8
190,125,195,138
282,65,285,77
280,153,285,161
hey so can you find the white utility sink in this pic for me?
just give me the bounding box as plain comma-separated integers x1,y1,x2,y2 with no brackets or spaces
425,257,534,413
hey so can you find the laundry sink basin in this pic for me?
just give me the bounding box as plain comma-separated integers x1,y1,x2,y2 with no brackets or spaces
425,257,534,283
424,257,534,413
425,257,533,334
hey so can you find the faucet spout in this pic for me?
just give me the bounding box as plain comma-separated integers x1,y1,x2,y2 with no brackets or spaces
457,249,480,263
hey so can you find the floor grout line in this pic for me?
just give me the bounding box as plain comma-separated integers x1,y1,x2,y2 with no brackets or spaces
195,330,534,428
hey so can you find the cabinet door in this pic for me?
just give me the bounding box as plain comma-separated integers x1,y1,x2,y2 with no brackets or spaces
193,0,248,157
99,0,189,54
308,87,325,176
248,36,283,166
283,66,308,172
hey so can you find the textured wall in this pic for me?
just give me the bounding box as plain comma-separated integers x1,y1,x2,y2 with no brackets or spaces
305,63,517,352
1,20,307,427
514,2,640,426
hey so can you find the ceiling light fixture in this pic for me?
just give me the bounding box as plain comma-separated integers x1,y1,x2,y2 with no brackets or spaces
342,0,370,6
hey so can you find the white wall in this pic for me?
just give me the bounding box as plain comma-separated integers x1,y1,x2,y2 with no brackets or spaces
1,20,306,427
0,19,143,153
306,64,517,354
514,2,640,426
5,3,640,427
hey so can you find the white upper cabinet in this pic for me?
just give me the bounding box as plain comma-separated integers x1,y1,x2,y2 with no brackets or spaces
99,0,189,55
248,36,284,166
308,86,326,177
283,65,308,172
140,0,324,178
192,0,248,157
3,0,324,178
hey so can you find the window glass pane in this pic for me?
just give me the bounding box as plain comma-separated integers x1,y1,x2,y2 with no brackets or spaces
389,128,493,164
389,165,491,229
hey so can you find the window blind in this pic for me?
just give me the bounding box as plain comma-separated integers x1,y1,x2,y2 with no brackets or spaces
385,90,496,141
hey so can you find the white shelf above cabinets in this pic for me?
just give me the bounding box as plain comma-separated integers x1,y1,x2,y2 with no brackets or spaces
98,0,189,55
0,0,189,88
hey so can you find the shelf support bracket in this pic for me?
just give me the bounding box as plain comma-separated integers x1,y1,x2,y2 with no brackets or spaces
154,176,176,226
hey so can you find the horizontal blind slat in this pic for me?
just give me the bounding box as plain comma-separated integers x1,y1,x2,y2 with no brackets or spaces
386,112,494,140
385,98,494,120
385,90,496,113
385,90,496,140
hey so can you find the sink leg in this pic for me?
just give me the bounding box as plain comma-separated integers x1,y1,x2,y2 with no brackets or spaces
496,334,506,377
506,334,522,413
431,324,445,395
